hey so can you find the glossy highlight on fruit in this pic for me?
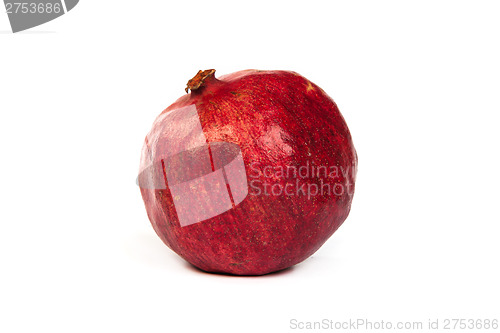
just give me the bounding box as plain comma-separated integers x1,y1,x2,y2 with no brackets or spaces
138,69,357,275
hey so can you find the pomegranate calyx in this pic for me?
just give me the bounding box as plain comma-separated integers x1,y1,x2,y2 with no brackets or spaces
185,69,216,93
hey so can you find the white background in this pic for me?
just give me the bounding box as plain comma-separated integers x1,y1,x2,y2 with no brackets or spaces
1,1,499,332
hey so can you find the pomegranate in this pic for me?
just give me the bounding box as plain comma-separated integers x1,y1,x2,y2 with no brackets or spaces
138,69,357,275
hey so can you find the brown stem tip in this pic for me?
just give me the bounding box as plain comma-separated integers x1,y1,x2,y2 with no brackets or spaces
185,69,216,93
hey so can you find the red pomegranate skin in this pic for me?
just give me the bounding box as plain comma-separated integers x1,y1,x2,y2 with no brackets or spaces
139,69,357,275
